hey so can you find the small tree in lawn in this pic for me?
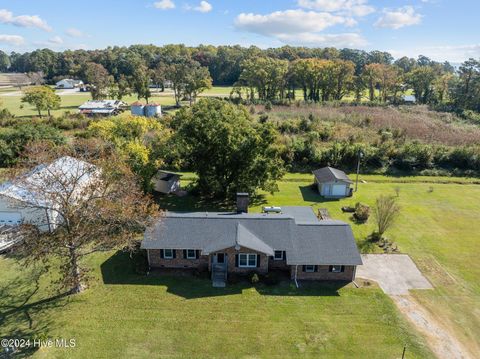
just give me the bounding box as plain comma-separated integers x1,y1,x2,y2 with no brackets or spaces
21,86,61,117
372,195,400,241
12,140,161,294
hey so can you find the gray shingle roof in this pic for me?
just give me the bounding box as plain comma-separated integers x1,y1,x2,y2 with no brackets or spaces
142,206,362,266
312,167,353,184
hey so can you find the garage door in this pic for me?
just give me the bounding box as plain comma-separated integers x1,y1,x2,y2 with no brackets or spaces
0,212,23,226
331,184,346,196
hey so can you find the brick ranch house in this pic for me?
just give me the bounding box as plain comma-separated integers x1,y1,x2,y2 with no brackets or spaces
141,194,362,287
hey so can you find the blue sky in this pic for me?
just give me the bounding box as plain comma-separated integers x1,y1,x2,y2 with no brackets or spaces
0,0,478,62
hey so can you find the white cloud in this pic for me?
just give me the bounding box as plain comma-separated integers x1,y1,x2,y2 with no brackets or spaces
0,34,24,46
0,9,52,31
49,35,63,44
375,6,422,30
389,44,480,63
235,10,349,35
154,0,175,10
191,1,212,13
235,10,366,48
298,0,375,17
65,28,84,38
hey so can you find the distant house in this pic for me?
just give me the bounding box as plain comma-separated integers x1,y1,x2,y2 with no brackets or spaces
0,157,98,234
79,100,127,116
152,170,182,194
130,102,162,118
313,167,353,198
56,78,84,89
142,194,362,287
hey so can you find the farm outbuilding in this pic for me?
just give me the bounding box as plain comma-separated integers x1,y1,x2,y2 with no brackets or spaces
130,102,162,118
56,78,84,89
152,170,182,194
0,157,98,234
79,100,127,116
313,167,353,198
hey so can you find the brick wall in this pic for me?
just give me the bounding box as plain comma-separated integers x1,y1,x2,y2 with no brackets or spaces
290,265,355,281
148,249,209,271
268,254,289,270
211,246,269,274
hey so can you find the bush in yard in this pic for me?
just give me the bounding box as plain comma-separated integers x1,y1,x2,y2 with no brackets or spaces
354,202,371,222
372,195,400,241
251,273,260,284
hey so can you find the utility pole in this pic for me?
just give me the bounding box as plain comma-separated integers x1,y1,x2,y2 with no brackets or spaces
355,150,363,192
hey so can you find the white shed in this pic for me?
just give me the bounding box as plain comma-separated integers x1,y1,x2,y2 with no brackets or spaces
152,170,182,194
312,167,353,198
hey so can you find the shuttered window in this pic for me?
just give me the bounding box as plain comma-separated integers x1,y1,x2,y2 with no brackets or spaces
164,249,173,259
238,253,257,268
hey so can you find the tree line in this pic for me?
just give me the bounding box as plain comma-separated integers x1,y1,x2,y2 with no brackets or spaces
1,45,479,112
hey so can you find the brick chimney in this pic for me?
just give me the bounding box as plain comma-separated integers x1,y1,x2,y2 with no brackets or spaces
236,193,249,213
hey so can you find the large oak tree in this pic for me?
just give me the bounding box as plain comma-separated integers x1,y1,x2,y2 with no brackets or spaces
173,98,285,198
11,140,161,294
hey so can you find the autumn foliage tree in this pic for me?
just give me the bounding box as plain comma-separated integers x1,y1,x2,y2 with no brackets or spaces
12,140,161,294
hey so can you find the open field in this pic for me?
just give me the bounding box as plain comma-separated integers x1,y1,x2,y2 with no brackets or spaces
254,104,480,146
0,86,236,118
0,90,177,118
0,251,433,359
160,173,480,357
0,173,478,357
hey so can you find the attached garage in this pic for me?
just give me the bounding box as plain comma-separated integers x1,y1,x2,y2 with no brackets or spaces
0,211,22,226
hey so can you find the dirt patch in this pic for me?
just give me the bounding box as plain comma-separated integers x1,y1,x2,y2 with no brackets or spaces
392,295,473,359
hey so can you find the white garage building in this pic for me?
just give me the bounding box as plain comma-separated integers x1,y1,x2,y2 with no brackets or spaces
0,157,98,234
312,167,353,198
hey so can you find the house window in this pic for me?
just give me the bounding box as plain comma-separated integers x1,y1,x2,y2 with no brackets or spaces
330,265,344,273
239,253,257,268
274,250,284,260
164,249,173,259
304,265,316,273
186,249,196,259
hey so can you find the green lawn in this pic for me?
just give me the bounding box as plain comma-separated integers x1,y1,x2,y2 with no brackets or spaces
251,174,480,356
0,252,433,359
0,91,178,118
0,86,236,117
159,173,480,356
1,173,479,358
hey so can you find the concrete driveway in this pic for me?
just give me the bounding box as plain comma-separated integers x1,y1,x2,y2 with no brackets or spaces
356,254,433,295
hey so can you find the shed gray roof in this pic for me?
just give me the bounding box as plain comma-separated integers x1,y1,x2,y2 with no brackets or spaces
142,206,362,266
312,167,353,184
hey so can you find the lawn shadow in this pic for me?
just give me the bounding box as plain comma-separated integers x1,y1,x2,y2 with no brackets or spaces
0,265,70,358
298,185,341,203
156,192,267,212
101,251,345,299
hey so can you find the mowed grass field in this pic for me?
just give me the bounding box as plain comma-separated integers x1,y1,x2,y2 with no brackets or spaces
0,86,233,118
161,173,480,356
0,90,178,117
1,174,478,357
0,251,433,359
253,174,480,357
